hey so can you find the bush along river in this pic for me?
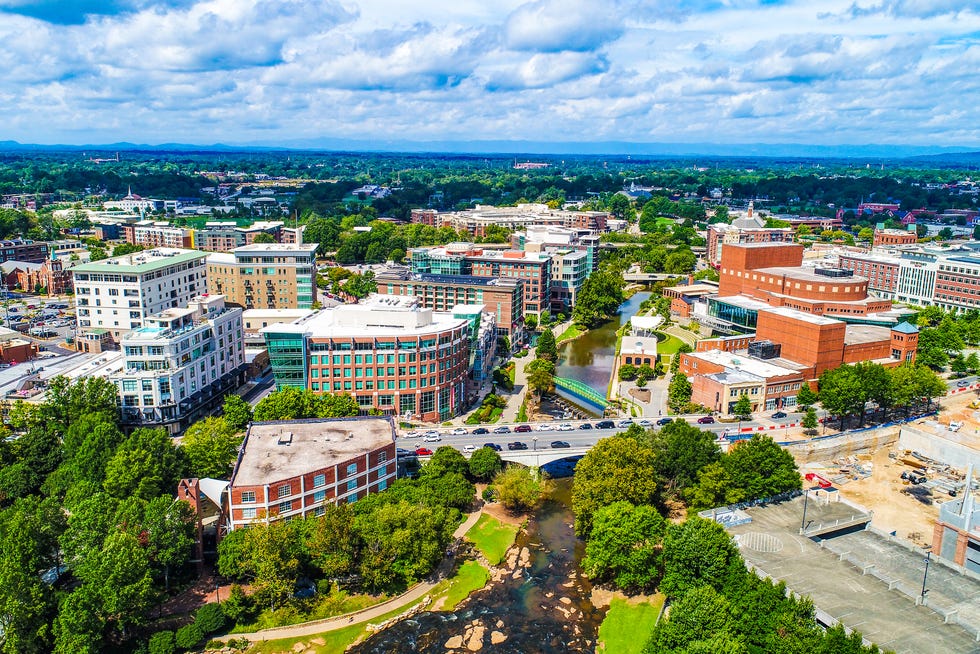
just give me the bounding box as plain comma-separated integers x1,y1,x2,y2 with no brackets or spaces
347,478,603,653
556,291,652,393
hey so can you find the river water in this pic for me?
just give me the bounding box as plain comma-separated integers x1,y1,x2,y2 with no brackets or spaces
348,479,603,653
556,292,652,392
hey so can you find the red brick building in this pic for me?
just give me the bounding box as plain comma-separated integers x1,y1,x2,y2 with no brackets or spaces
226,418,397,529
873,229,917,248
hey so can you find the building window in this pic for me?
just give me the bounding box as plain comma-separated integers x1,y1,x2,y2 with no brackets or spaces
377,478,388,491
279,500,292,512
313,473,325,488
241,491,256,503
313,490,326,503
347,479,357,492
278,484,291,498
346,463,357,476
314,505,325,517
242,507,256,519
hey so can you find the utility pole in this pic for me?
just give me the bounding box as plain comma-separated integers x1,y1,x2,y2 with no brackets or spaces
799,488,810,534
920,549,932,602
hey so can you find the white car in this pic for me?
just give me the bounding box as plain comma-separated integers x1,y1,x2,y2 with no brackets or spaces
403,431,421,439
535,424,555,431
462,444,477,453
450,427,468,436
557,423,574,431
423,434,441,442
637,419,654,427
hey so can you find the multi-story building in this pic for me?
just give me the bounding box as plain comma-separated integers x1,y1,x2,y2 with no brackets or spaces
2,259,73,295
450,304,497,388
873,228,917,248
242,308,314,347
104,189,162,213
706,212,794,267
374,268,524,341
932,467,979,572
111,294,247,433
281,225,305,245
410,243,552,317
0,239,49,265
262,295,471,422
194,221,284,251
207,243,318,310
72,248,209,347
511,224,599,271
224,417,397,528
410,204,609,237
126,221,195,249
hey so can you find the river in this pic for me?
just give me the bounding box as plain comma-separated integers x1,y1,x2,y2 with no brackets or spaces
348,479,603,653
556,291,652,392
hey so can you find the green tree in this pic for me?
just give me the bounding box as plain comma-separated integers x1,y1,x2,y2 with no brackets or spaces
795,384,818,409
193,603,226,635
492,465,548,513
524,314,538,331
608,194,636,222
857,227,874,242
76,531,155,638
646,585,739,653
222,394,253,431
732,394,752,418
112,243,145,257
801,408,818,434
535,328,558,362
572,270,625,328
571,437,659,537
251,232,276,244
175,623,204,649
723,434,801,500
303,503,359,580
220,584,254,625
951,353,968,374
818,364,865,429
967,352,980,372
422,446,470,479
525,358,556,398
649,420,720,502
42,376,119,430
618,363,638,381
468,446,503,482
686,462,745,511
660,517,743,597
667,373,693,413
180,417,243,479
582,501,666,591
148,631,176,654
103,427,186,501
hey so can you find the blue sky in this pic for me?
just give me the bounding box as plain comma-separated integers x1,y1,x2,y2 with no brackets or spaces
1,0,979,148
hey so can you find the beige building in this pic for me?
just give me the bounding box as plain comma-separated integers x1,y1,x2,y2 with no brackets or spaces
207,243,318,310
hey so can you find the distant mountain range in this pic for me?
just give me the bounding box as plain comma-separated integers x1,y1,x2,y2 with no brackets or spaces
0,138,978,161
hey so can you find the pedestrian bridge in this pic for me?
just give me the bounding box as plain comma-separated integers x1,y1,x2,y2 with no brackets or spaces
553,377,608,414
497,446,590,467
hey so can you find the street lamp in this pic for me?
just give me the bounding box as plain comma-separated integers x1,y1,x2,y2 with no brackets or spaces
920,549,932,602
799,487,810,534
532,436,538,451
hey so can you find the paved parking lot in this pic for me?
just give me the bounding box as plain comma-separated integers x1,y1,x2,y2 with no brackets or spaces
727,497,980,654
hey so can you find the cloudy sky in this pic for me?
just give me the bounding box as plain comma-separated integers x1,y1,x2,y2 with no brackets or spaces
1,0,978,148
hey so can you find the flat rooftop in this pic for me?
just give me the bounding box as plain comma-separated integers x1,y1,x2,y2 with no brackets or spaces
233,243,318,253
621,335,659,356
843,323,892,345
756,265,869,285
690,347,802,378
758,305,840,325
233,418,395,487
72,248,206,274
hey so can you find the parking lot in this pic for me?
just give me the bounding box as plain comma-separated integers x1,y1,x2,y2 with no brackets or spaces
727,497,980,654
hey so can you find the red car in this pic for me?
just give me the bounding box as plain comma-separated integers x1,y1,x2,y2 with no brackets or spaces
415,447,434,456
514,424,532,433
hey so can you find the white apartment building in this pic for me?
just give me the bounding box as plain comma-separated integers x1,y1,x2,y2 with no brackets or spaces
72,248,209,347
131,221,193,249
112,294,247,433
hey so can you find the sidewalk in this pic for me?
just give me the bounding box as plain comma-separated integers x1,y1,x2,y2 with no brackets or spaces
500,356,529,422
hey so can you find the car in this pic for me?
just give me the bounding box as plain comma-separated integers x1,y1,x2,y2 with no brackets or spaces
656,417,673,426
493,426,511,434
550,440,571,448
514,424,533,433
637,419,653,427
697,416,715,424
957,380,970,387
403,431,421,438
423,430,440,438
535,423,555,431
482,442,502,451
595,420,615,429
507,441,528,450
771,411,788,419
578,423,593,430
450,427,468,436
462,444,477,453
423,434,441,442
396,448,417,457
617,419,633,428
557,423,574,431
415,447,434,456
472,427,489,435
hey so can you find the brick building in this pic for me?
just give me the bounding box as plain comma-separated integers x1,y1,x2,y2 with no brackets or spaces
706,212,794,267
0,239,49,265
873,228,917,248
225,417,397,528
207,243,318,310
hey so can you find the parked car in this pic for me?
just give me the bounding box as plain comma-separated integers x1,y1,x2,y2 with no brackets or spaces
957,380,970,387
771,411,788,419
396,448,417,457
482,442,502,451
550,440,571,448
493,426,511,434
637,419,653,427
557,423,574,431
472,427,490,435
514,424,532,433
507,441,528,450
656,417,673,426
423,433,441,442
697,416,715,424
423,430,440,438
535,423,555,431
450,427,468,436
415,447,434,456
403,431,421,438
616,419,633,428
578,423,593,430
462,445,477,453
596,420,615,429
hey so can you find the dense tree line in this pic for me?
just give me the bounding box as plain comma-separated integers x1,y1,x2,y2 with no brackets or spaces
252,387,360,422
817,362,945,430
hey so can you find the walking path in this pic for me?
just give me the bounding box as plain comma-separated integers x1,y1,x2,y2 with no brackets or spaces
500,357,529,423
218,509,485,642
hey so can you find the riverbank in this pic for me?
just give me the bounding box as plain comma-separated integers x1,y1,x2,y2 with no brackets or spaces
594,592,665,654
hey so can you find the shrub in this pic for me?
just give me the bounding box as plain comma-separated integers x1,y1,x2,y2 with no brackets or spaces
482,487,498,502
222,584,254,624
194,602,226,634
175,623,204,649
148,631,176,654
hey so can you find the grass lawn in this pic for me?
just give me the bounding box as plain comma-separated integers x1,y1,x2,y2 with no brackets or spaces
596,595,665,654
230,589,385,633
655,332,685,355
556,323,585,343
440,561,489,611
465,514,519,565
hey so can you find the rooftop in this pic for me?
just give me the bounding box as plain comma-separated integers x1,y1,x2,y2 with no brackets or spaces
759,305,841,325
663,282,718,295
375,269,522,288
72,248,207,274
756,265,869,285
621,335,660,356
232,418,395,487
233,243,318,254
691,347,804,379
843,324,892,346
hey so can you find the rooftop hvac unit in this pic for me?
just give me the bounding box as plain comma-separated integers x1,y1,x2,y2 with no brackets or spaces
748,340,781,360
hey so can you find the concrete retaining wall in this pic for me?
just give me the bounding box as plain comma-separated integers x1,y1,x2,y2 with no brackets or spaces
784,427,900,463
